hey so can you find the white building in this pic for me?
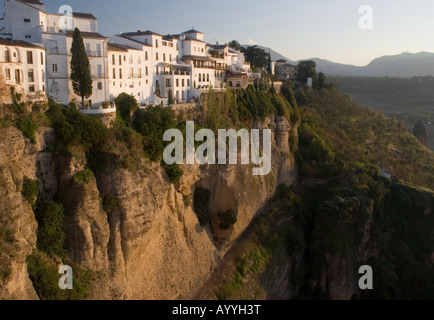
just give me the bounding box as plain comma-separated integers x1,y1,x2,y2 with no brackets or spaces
0,37,46,101
1,0,252,108
1,0,110,107
110,29,251,105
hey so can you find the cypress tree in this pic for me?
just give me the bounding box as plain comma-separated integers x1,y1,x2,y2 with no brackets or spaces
70,28,93,108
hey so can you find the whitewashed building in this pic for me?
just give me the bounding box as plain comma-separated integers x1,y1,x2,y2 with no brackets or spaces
1,0,110,107
1,0,252,108
0,37,46,100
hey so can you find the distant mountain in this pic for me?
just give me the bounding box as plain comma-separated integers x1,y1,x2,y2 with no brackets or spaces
242,44,434,77
303,52,434,77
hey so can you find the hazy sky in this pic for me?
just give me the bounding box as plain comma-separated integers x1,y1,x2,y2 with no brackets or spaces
2,0,434,66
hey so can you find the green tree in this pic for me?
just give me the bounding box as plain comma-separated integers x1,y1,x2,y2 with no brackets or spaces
228,40,241,51
297,60,317,84
115,93,138,126
168,88,174,105
241,46,269,72
315,72,326,89
267,53,272,74
70,28,92,108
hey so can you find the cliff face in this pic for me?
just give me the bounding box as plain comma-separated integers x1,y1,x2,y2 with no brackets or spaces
0,112,298,300
0,126,54,299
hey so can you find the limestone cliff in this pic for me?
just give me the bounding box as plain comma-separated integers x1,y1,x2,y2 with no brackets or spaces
0,109,298,299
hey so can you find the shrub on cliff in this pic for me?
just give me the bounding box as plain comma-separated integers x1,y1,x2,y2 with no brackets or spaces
193,187,210,227
115,93,138,127
218,210,238,230
34,200,65,258
21,176,39,205
162,162,184,184
73,169,94,185
132,106,177,161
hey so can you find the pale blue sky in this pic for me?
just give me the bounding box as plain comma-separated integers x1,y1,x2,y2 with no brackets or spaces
2,0,434,65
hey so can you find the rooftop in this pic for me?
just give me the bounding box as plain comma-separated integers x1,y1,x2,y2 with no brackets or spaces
66,31,107,39
0,37,45,49
18,0,44,6
72,12,97,20
183,29,204,35
121,30,162,37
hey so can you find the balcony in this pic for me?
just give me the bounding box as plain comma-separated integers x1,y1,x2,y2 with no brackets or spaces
86,50,103,57
91,73,107,79
128,73,142,79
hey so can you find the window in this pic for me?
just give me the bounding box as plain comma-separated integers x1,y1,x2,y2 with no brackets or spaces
24,18,31,23
15,69,21,84
138,68,141,77
5,68,11,80
119,55,122,65
146,79,148,84
155,39,158,48
97,82,102,90
29,85,35,92
52,64,58,72
207,74,209,82
176,79,179,87
170,54,172,62
187,79,190,87
113,68,116,79
201,48,204,52
198,74,201,82
112,54,115,65
166,79,171,87
97,65,102,78
163,53,166,62
119,68,122,79
52,82,59,92
146,66,148,76
4,48,10,63
40,52,44,65
156,52,159,61
182,79,184,87
28,69,34,82
124,55,126,61
96,44,101,56
25,35,31,39
27,51,33,64
145,51,148,61
162,41,167,46
42,70,45,82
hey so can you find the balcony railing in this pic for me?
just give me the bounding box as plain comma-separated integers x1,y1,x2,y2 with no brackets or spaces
91,73,107,79
86,50,103,57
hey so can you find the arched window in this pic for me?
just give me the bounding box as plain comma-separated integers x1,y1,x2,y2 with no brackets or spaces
4,48,10,63
198,74,201,82
203,73,205,82
207,74,209,82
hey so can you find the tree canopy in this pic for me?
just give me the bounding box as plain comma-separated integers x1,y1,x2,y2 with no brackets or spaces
241,45,269,72
297,60,317,84
228,40,241,51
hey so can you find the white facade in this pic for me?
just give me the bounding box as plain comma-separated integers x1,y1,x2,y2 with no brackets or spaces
1,0,110,107
0,37,46,100
1,1,252,108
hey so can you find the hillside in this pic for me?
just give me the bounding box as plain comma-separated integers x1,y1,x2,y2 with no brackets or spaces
330,76,434,150
199,87,434,300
